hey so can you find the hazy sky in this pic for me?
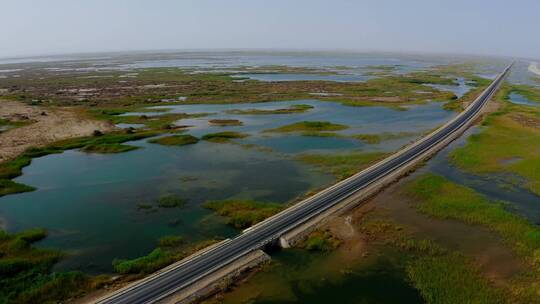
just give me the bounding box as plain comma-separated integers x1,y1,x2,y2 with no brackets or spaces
1,0,538,59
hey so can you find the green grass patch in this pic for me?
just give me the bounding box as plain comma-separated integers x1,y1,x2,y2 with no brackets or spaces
358,218,507,304
301,230,341,252
148,134,199,146
265,121,348,133
158,235,184,247
406,253,504,304
450,84,540,195
404,174,540,268
226,104,314,115
156,194,187,208
92,109,208,131
351,132,419,144
351,134,382,144
0,179,36,196
201,131,249,143
0,118,33,131
203,199,283,229
208,119,243,126
297,152,387,179
112,239,218,275
0,228,108,303
80,143,139,153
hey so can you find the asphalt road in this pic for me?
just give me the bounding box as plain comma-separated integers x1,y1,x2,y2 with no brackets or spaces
97,64,512,304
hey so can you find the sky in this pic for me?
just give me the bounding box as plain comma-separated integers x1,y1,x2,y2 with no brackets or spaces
1,0,538,59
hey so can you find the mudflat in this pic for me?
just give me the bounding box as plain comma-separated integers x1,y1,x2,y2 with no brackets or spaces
0,100,114,163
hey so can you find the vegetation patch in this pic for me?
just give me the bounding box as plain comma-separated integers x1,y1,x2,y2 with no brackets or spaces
112,239,218,275
351,134,382,144
406,252,504,303
226,104,314,115
80,143,139,153
0,118,33,131
1,64,479,110
201,131,249,143
351,132,418,144
208,119,243,126
0,228,108,303
450,85,540,195
156,194,187,208
203,199,283,229
357,218,506,304
0,179,35,197
404,174,540,269
158,235,184,247
297,152,387,179
92,110,208,131
265,121,348,133
301,230,342,252
148,134,199,146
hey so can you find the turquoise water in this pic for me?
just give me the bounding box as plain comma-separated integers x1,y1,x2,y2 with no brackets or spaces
0,141,332,273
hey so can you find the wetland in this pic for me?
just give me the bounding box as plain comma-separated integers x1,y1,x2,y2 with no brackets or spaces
1,51,538,303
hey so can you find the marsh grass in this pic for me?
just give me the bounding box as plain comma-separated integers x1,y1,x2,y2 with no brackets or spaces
148,134,199,146
80,143,139,153
450,84,540,195
203,199,283,229
351,132,418,144
201,131,249,143
404,174,540,268
265,121,348,133
358,218,506,304
158,235,184,247
297,152,387,179
0,228,108,303
226,104,314,115
208,119,243,126
0,118,32,130
156,195,187,208
112,239,218,275
302,230,342,252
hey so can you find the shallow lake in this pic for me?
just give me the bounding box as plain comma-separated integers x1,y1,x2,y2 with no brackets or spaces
0,99,457,273
138,99,457,154
508,92,538,107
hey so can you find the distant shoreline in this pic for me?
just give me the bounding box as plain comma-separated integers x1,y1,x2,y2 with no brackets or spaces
528,62,540,76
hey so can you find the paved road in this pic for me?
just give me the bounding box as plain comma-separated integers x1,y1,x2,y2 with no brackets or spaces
97,64,512,304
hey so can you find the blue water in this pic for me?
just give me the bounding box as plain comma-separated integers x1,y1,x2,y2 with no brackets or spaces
130,99,456,154
508,92,538,107
425,77,473,98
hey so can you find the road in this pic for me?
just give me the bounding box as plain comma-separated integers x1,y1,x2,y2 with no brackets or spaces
97,64,512,304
